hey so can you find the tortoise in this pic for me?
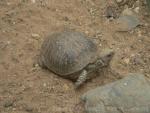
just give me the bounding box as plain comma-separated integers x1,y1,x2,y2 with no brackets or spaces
38,31,114,88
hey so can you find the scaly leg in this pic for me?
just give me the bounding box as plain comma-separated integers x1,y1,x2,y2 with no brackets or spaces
75,70,87,88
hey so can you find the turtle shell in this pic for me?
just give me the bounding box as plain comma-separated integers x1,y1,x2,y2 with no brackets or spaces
39,31,98,76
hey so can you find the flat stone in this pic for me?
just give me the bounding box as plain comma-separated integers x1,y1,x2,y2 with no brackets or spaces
3,99,15,108
81,73,150,113
115,15,140,31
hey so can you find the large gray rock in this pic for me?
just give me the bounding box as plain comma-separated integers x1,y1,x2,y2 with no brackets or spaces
81,73,150,113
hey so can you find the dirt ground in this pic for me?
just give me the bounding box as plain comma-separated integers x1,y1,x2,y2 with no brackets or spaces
0,0,150,113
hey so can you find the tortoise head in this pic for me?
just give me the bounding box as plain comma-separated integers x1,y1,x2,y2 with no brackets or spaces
95,49,114,68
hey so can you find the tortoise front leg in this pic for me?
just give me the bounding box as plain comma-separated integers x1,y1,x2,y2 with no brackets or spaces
75,70,87,88
38,56,47,69
75,62,102,88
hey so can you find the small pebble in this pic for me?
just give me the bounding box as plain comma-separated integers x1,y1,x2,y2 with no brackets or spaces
4,99,14,107
13,22,16,25
99,43,102,47
43,83,47,87
137,31,142,37
134,7,140,13
31,33,40,39
85,31,89,34
0,42,7,49
7,2,11,5
34,63,39,68
12,107,16,111
132,56,144,65
31,0,36,3
63,84,70,91
64,16,69,21
116,0,123,3
7,41,11,44
24,105,35,112
123,58,130,64
124,82,127,86
105,6,117,19
25,106,33,112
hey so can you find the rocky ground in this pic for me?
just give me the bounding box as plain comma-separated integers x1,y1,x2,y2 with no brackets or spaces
0,0,149,113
